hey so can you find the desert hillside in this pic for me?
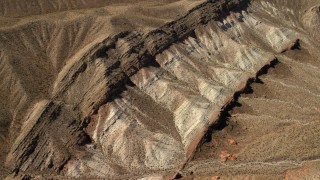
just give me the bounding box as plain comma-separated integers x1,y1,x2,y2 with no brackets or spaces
0,0,319,179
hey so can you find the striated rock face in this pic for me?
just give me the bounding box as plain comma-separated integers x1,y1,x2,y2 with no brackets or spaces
182,0,320,179
1,0,319,179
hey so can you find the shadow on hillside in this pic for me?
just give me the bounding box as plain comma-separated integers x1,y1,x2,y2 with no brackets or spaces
202,58,279,143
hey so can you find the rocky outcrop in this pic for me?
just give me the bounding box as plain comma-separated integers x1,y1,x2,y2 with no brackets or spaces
3,0,319,179
182,0,320,179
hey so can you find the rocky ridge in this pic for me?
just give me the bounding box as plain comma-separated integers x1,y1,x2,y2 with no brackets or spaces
1,0,319,179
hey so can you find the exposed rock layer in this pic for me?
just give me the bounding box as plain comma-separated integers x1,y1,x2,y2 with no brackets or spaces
183,0,320,179
1,0,319,179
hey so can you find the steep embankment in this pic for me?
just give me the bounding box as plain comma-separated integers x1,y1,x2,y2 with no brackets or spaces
184,0,320,179
1,0,319,179
3,1,254,178
0,1,203,179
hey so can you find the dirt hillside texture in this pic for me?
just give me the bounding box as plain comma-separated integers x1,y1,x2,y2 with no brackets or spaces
0,0,319,179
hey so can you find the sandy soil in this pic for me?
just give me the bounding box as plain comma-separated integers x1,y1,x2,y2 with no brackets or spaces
0,0,319,179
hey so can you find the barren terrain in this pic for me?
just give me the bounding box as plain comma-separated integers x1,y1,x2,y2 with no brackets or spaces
0,0,319,179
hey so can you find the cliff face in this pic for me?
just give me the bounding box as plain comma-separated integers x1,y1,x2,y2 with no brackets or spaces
1,0,320,179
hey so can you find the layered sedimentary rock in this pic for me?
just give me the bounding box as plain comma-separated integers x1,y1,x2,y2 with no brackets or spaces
1,0,319,179
183,0,320,179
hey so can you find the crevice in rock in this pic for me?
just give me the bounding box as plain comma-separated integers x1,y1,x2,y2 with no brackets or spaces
290,39,301,50
199,58,279,145
58,156,71,173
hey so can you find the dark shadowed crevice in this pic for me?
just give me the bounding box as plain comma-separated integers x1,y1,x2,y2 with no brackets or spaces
200,58,279,145
290,39,301,50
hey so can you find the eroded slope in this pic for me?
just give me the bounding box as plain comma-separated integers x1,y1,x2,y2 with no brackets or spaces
184,0,320,179
0,1,204,178
1,0,319,179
